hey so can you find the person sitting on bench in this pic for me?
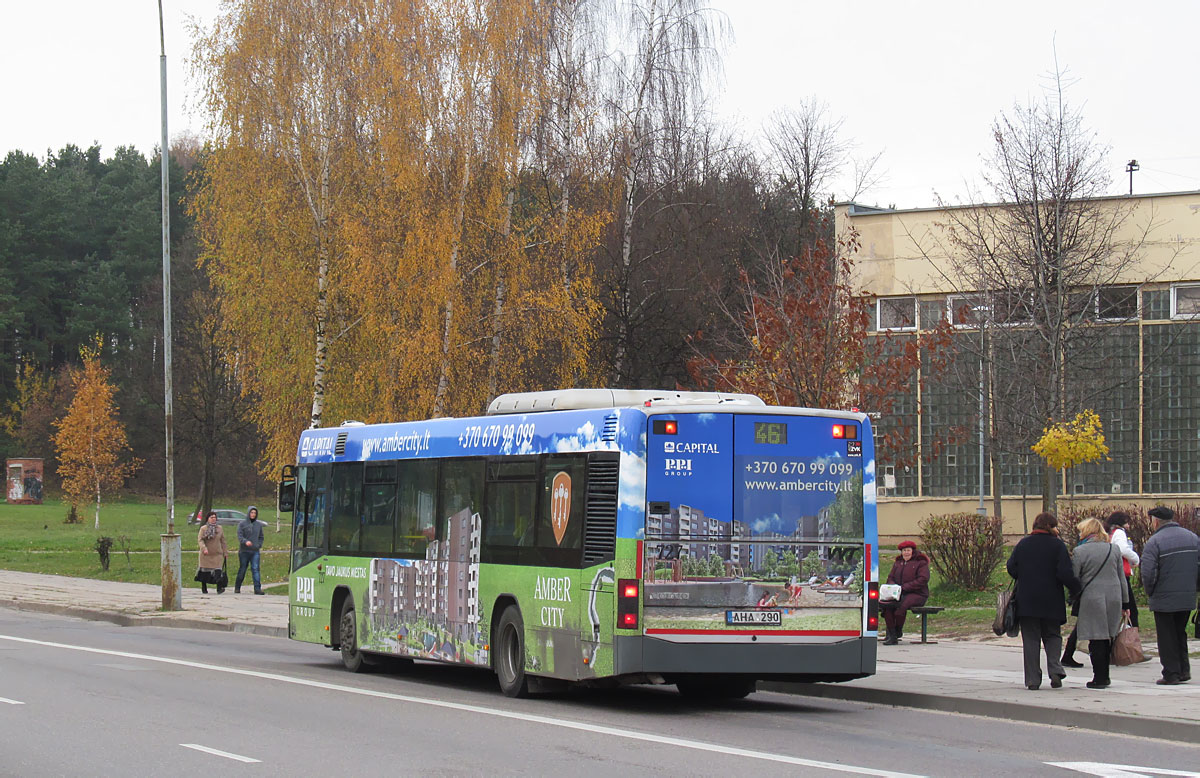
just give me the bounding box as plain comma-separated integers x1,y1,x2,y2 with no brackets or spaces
882,540,930,645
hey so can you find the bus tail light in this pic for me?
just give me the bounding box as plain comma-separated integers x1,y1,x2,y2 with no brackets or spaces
866,582,879,631
618,578,639,630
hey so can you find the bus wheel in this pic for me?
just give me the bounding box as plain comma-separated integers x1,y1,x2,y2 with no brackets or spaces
676,676,756,700
338,599,374,673
495,605,530,698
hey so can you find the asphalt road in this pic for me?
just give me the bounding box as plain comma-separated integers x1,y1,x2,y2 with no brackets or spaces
1,609,1197,777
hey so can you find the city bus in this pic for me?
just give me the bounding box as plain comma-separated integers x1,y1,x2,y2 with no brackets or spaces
279,389,879,698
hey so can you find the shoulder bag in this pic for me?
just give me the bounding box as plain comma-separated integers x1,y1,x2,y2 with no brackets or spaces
993,583,1018,637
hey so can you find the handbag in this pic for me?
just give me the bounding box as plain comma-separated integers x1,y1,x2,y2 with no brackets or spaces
993,584,1018,637
879,584,901,602
1112,615,1145,666
214,560,229,589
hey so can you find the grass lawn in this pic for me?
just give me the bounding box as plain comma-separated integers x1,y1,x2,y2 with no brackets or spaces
0,496,290,590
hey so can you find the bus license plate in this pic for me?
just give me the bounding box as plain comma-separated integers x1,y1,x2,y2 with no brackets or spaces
726,609,782,626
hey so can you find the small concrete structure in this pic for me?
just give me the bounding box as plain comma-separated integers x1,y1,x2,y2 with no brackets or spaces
5,458,44,504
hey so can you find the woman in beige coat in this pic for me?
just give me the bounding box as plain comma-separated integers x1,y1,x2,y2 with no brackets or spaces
196,512,228,594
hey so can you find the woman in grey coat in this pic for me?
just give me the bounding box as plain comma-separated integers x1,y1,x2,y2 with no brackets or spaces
1072,518,1129,689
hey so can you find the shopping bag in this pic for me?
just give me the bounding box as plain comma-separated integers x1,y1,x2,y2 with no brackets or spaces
993,585,1018,637
1112,616,1144,666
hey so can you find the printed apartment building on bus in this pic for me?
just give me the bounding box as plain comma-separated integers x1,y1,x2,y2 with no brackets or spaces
368,508,482,646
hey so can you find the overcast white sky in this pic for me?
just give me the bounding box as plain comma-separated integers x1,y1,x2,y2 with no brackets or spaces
3,1,1197,210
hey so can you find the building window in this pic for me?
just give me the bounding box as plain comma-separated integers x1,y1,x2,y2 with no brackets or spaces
1171,284,1200,318
1098,285,1138,320
946,294,985,327
878,296,916,330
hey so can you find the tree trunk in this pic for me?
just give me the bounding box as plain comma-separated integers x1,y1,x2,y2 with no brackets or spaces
433,154,472,418
488,187,515,401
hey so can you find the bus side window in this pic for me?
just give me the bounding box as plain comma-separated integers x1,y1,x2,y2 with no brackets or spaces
328,462,364,555
361,463,398,557
482,459,537,564
293,464,330,570
397,460,438,556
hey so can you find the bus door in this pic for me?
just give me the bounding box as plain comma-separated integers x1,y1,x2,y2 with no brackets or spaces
290,464,331,643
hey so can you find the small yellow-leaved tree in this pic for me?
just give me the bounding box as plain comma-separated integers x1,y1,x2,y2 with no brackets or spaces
1032,409,1109,507
53,339,142,529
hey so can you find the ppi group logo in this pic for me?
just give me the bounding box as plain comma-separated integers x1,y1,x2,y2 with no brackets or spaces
664,457,693,476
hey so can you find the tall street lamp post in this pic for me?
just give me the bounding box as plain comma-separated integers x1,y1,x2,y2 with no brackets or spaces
158,0,181,610
974,305,991,516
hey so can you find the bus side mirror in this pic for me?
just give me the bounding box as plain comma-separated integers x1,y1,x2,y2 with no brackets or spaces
278,465,297,513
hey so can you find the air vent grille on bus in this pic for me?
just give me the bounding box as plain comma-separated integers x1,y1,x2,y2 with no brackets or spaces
583,453,619,564
334,432,348,456
601,413,619,442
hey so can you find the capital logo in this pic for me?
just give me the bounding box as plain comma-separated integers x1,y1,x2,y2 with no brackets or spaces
550,471,571,545
664,441,675,453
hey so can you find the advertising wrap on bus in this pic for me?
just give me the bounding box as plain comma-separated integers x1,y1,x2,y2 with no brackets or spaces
283,392,876,697
643,413,871,639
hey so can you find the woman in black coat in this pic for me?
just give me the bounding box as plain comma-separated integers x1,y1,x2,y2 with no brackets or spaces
1006,512,1082,690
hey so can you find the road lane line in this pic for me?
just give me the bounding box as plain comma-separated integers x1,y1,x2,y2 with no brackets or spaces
0,632,917,777
181,744,261,763
0,696,24,705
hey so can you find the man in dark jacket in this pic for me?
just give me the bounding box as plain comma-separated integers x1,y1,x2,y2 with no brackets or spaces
235,506,266,595
1007,512,1082,690
1141,506,1200,685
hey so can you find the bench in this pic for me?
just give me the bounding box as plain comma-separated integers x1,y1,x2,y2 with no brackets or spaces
909,606,944,644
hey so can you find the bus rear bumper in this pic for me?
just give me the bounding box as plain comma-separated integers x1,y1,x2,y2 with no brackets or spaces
612,635,876,683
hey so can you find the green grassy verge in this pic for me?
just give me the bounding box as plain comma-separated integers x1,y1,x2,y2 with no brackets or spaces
0,496,289,589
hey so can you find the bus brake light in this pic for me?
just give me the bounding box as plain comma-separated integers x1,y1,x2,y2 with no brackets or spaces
622,582,639,599
617,578,640,630
622,613,638,627
832,424,845,438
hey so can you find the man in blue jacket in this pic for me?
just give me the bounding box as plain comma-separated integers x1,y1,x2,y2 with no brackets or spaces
235,506,266,595
1141,506,1200,685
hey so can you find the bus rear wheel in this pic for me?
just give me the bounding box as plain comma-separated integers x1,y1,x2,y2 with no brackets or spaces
675,676,756,700
495,605,530,698
338,598,375,673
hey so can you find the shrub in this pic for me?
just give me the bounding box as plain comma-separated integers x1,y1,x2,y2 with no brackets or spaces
1059,503,1198,554
63,503,80,524
919,513,1005,590
94,536,113,571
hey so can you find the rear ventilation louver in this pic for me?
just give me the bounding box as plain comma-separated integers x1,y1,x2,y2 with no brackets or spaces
334,432,348,456
583,453,619,564
601,413,619,442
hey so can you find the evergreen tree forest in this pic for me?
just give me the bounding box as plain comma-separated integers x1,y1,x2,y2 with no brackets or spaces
0,0,932,504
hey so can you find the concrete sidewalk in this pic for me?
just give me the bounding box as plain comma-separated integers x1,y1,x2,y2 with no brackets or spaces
0,569,287,637
1,570,1196,742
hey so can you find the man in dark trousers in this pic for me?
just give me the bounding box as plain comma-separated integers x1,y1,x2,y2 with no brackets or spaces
1141,506,1200,685
235,506,266,595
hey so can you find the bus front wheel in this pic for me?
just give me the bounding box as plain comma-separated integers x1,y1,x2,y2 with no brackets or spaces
495,605,530,698
338,598,375,673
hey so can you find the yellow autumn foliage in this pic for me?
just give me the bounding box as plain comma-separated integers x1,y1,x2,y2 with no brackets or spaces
1031,409,1109,472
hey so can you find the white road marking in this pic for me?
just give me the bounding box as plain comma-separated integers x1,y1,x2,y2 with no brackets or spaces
1047,762,1200,777
0,632,916,777
181,744,261,763
0,696,24,705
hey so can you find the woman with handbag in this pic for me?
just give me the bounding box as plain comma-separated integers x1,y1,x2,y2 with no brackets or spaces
1062,510,1141,667
881,540,929,645
1071,518,1129,689
1006,512,1082,690
195,511,228,594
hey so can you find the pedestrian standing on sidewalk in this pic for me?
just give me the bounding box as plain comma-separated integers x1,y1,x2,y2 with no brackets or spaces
1107,511,1140,628
1070,518,1127,689
1062,510,1140,668
195,512,227,595
1006,512,1082,690
1141,506,1200,685
881,540,929,645
235,506,265,595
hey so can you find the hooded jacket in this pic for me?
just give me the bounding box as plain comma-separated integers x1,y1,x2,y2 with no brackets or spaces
237,506,265,553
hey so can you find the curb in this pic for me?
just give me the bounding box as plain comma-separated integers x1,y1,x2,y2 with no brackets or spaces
760,681,1200,745
0,599,288,639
